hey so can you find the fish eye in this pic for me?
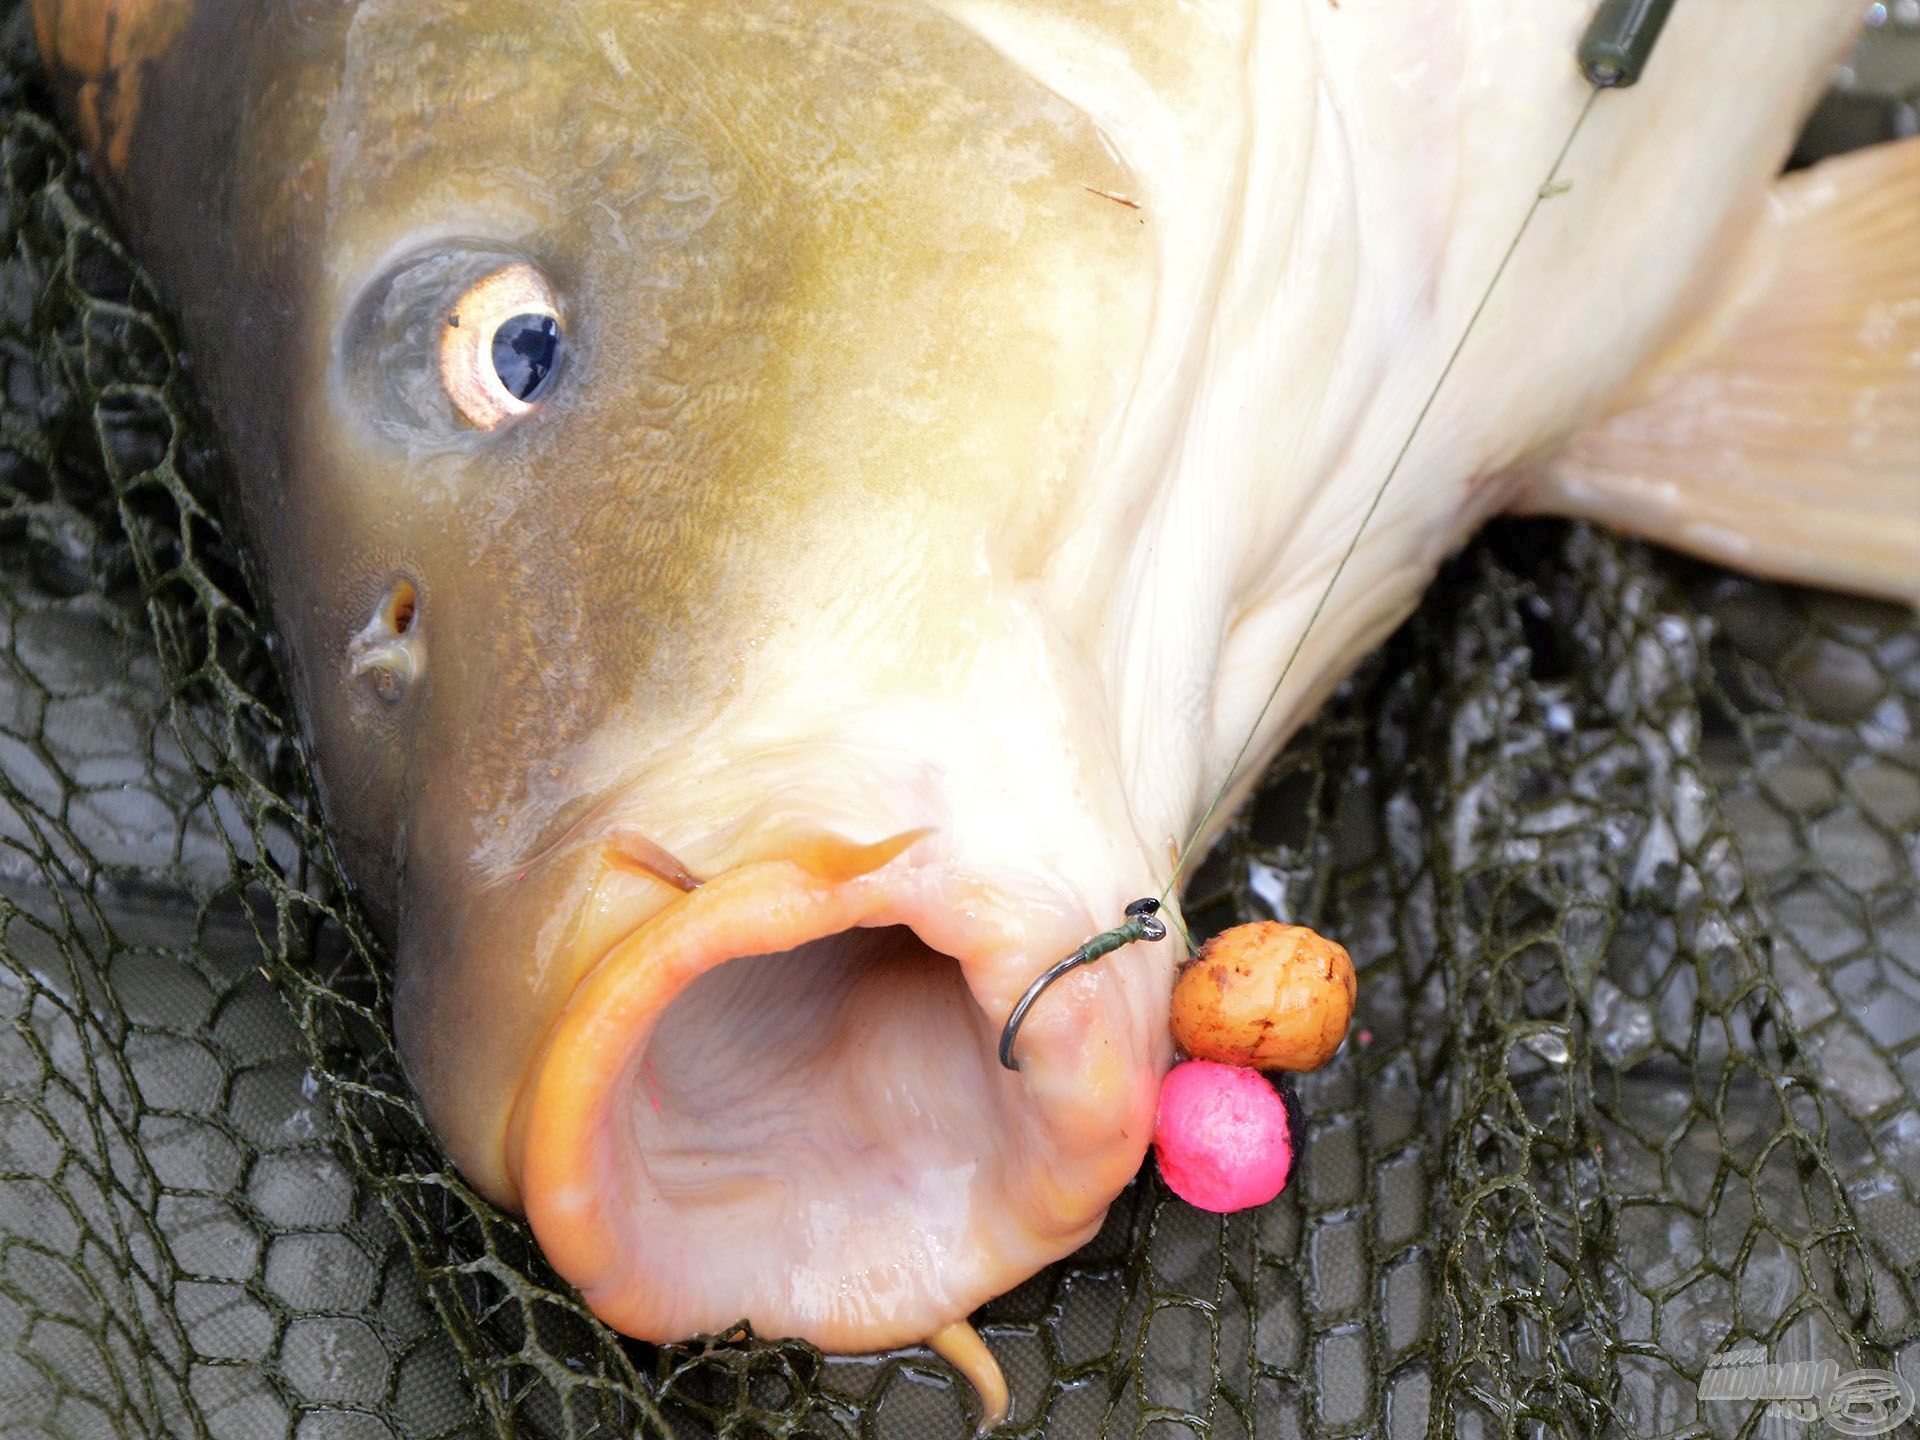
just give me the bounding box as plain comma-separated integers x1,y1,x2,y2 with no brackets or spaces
439,263,564,430
492,313,561,402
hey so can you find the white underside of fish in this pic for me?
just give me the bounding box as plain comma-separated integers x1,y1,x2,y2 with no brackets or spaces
496,0,1915,1399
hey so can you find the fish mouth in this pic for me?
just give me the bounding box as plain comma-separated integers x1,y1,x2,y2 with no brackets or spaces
504,835,1165,1351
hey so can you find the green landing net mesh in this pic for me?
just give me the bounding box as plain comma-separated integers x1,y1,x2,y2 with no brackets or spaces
1,4,1917,1437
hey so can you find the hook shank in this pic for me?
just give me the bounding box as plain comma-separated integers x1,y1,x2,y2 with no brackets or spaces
998,899,1167,1071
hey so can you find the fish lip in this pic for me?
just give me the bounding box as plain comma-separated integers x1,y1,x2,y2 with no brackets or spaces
502,834,1167,1351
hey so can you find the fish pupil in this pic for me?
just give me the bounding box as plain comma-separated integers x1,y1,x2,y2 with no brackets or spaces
491,313,561,402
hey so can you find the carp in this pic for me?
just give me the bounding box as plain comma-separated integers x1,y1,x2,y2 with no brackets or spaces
32,0,1918,1420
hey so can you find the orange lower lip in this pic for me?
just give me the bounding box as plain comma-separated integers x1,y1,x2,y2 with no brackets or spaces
500,827,1164,1351
504,837,930,1327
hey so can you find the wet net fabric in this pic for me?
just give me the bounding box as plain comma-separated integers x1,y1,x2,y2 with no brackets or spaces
0,4,1916,1436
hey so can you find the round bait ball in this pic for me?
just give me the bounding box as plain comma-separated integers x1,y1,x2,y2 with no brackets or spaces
1171,922,1355,1071
1153,1060,1293,1213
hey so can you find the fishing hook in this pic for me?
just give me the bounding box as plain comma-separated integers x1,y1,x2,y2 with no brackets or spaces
998,898,1168,1071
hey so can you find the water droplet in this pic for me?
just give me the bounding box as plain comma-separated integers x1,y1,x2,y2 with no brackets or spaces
1522,1030,1571,1066
1589,978,1656,1068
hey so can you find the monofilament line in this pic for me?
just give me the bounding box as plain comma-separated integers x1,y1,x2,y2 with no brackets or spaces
1158,89,1604,924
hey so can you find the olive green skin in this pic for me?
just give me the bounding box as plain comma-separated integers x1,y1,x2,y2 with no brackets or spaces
48,0,1156,1192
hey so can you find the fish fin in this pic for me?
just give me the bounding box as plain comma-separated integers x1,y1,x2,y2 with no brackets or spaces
1516,136,1920,605
31,0,192,174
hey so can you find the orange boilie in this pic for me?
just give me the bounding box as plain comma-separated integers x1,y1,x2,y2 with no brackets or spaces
1171,923,1356,1073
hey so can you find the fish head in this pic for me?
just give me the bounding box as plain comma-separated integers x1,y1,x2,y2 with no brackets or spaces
66,0,1207,1349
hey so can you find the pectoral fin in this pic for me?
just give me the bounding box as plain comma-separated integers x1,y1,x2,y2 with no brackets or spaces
1518,136,1920,604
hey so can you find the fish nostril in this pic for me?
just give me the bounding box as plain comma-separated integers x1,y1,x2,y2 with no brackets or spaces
348,578,423,707
386,579,418,637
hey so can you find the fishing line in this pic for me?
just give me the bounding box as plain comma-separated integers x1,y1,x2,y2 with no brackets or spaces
1155,86,1605,926
1000,79,1610,1069
1141,0,1675,942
